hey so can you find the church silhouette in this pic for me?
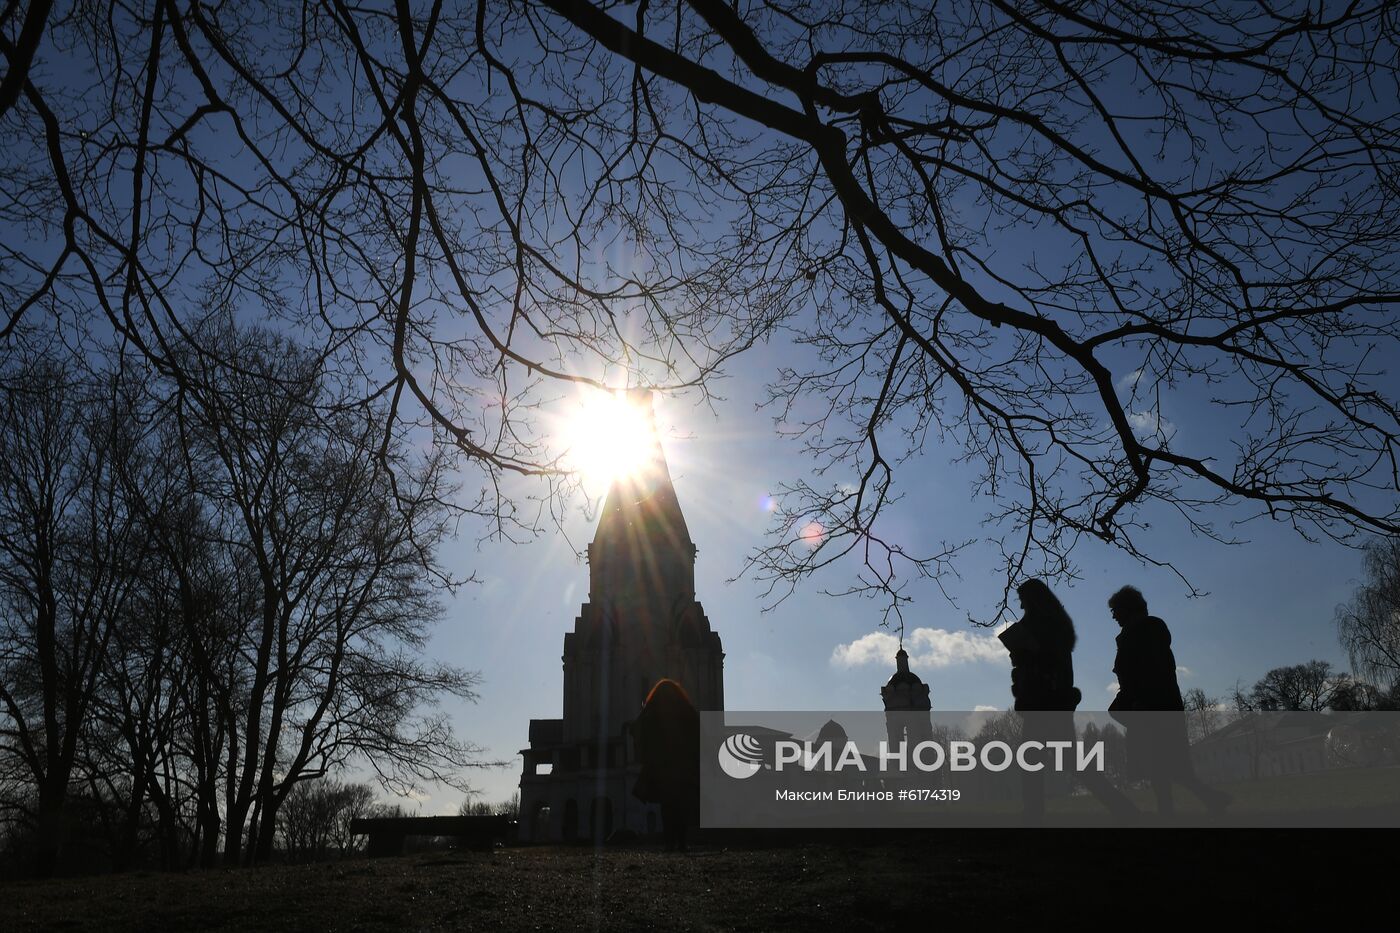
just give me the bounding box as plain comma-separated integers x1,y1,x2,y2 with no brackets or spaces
516,393,937,843
518,393,725,842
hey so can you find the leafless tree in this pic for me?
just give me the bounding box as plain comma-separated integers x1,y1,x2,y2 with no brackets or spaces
75,400,215,872
1336,536,1400,691
1243,660,1351,712
0,352,151,875
0,328,488,873
1182,687,1222,744
277,777,377,862
458,790,519,819
972,709,1023,747
1326,678,1391,711
3,1,1400,631
170,323,484,864
532,0,1400,619
82,547,186,871
150,489,243,869
1081,720,1129,788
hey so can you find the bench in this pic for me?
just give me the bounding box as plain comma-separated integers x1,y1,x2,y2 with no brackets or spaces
349,814,513,856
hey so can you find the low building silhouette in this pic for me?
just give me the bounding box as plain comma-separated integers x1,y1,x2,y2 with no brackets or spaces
1191,711,1349,782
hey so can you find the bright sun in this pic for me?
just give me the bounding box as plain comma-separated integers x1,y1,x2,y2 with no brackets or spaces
565,389,658,494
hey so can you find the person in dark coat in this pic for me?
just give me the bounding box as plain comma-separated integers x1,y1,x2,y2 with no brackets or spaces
631,678,700,851
1108,585,1230,816
999,579,1136,820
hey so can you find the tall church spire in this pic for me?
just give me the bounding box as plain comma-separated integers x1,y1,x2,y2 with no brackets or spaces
518,395,724,843
587,391,696,603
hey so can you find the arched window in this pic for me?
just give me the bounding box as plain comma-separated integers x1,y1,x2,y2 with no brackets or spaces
530,802,551,842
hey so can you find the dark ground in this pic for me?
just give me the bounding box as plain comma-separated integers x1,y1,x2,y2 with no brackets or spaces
0,831,1388,931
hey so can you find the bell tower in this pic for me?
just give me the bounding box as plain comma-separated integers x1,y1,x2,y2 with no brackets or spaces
882,648,933,749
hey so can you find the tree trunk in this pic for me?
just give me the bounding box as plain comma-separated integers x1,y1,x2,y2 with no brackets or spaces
113,786,145,872
198,808,221,869
222,798,248,867
34,778,67,878
253,799,279,863
156,804,180,871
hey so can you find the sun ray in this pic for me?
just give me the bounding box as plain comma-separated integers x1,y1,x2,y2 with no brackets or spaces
563,389,658,496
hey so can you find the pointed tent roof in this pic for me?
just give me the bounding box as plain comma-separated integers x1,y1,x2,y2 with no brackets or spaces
587,391,696,601
590,390,692,552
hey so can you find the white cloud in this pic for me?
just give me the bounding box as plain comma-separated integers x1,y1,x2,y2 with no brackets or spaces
1176,666,1191,679
1127,410,1156,431
831,627,1007,670
1106,680,1120,696
1116,369,1143,393
973,704,1000,712
1128,409,1178,441
830,631,901,668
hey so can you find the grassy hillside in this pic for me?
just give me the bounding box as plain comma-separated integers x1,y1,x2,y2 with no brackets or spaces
1,831,1389,930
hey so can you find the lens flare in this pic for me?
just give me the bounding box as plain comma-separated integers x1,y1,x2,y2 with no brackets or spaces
564,389,657,495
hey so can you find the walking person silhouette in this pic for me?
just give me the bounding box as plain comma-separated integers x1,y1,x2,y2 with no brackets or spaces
1107,586,1231,818
999,580,1137,822
631,679,701,851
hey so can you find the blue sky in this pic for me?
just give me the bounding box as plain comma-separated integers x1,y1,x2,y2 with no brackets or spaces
3,1,1391,816
422,365,1368,810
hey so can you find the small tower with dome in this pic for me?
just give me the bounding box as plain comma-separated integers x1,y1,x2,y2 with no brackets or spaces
881,648,933,748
